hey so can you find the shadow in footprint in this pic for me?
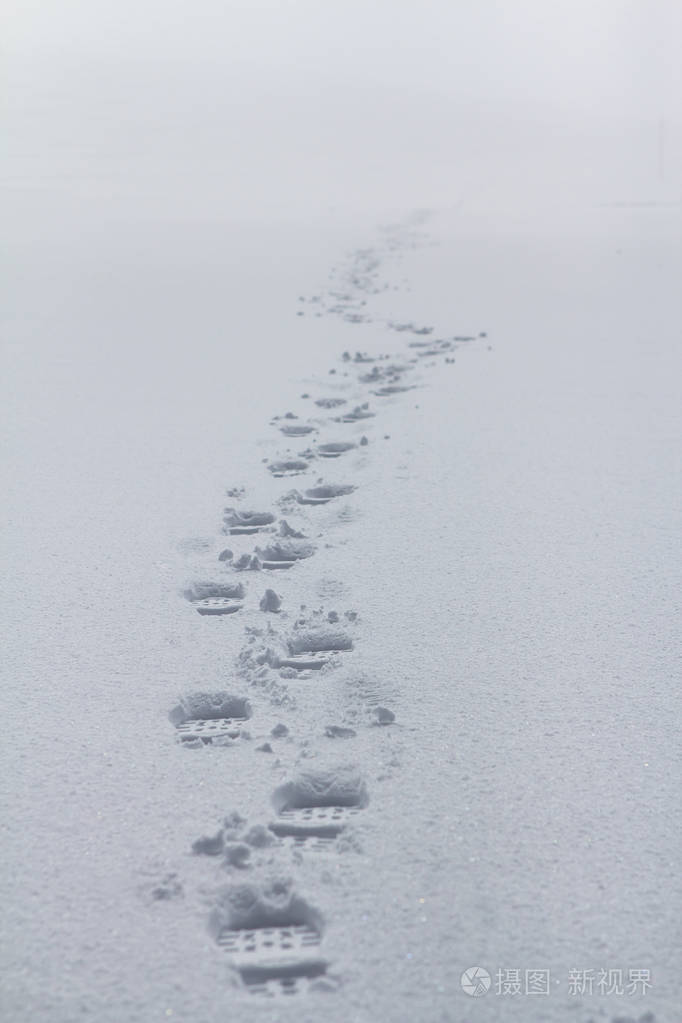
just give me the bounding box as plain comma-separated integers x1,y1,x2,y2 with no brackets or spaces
270,766,368,838
169,691,252,744
209,882,328,997
268,459,309,477
318,442,356,459
296,484,356,505
269,628,353,671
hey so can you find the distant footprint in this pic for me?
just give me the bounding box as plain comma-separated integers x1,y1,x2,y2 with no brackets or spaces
317,442,356,459
169,691,252,744
183,582,245,615
342,351,375,364
314,397,347,409
268,459,309,477
223,509,276,535
334,404,375,423
296,484,356,505
358,364,411,384
388,321,432,335
279,424,315,437
372,383,413,396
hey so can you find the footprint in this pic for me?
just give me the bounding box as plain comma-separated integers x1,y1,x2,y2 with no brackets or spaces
224,509,276,535
183,582,245,616
209,882,327,997
269,767,368,838
342,351,375,364
268,459,309,477
256,539,316,570
388,321,432,335
314,397,347,409
334,404,375,423
358,364,410,384
296,484,356,505
317,442,357,459
169,691,252,744
287,628,353,654
265,626,353,673
279,424,315,437
372,384,413,396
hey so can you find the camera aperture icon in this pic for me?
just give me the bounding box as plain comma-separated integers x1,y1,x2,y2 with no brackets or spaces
461,966,491,997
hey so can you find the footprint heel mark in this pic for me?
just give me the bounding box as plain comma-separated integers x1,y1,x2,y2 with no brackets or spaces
209,883,328,997
169,692,251,744
193,598,243,615
183,582,245,616
269,767,368,840
268,459,309,478
223,509,276,536
296,484,356,505
317,442,357,459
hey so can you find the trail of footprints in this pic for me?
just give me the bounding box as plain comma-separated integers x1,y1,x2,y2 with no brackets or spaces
165,220,489,1002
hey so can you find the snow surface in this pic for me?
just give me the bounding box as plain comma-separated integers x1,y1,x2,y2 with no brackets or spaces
3,199,680,1023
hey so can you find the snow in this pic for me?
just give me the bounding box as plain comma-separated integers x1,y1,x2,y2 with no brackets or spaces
2,197,680,1022
2,7,681,1015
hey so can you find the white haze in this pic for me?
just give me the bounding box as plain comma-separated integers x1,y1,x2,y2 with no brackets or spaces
3,0,681,229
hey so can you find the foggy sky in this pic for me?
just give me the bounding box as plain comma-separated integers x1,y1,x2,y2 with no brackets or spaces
3,1,681,220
